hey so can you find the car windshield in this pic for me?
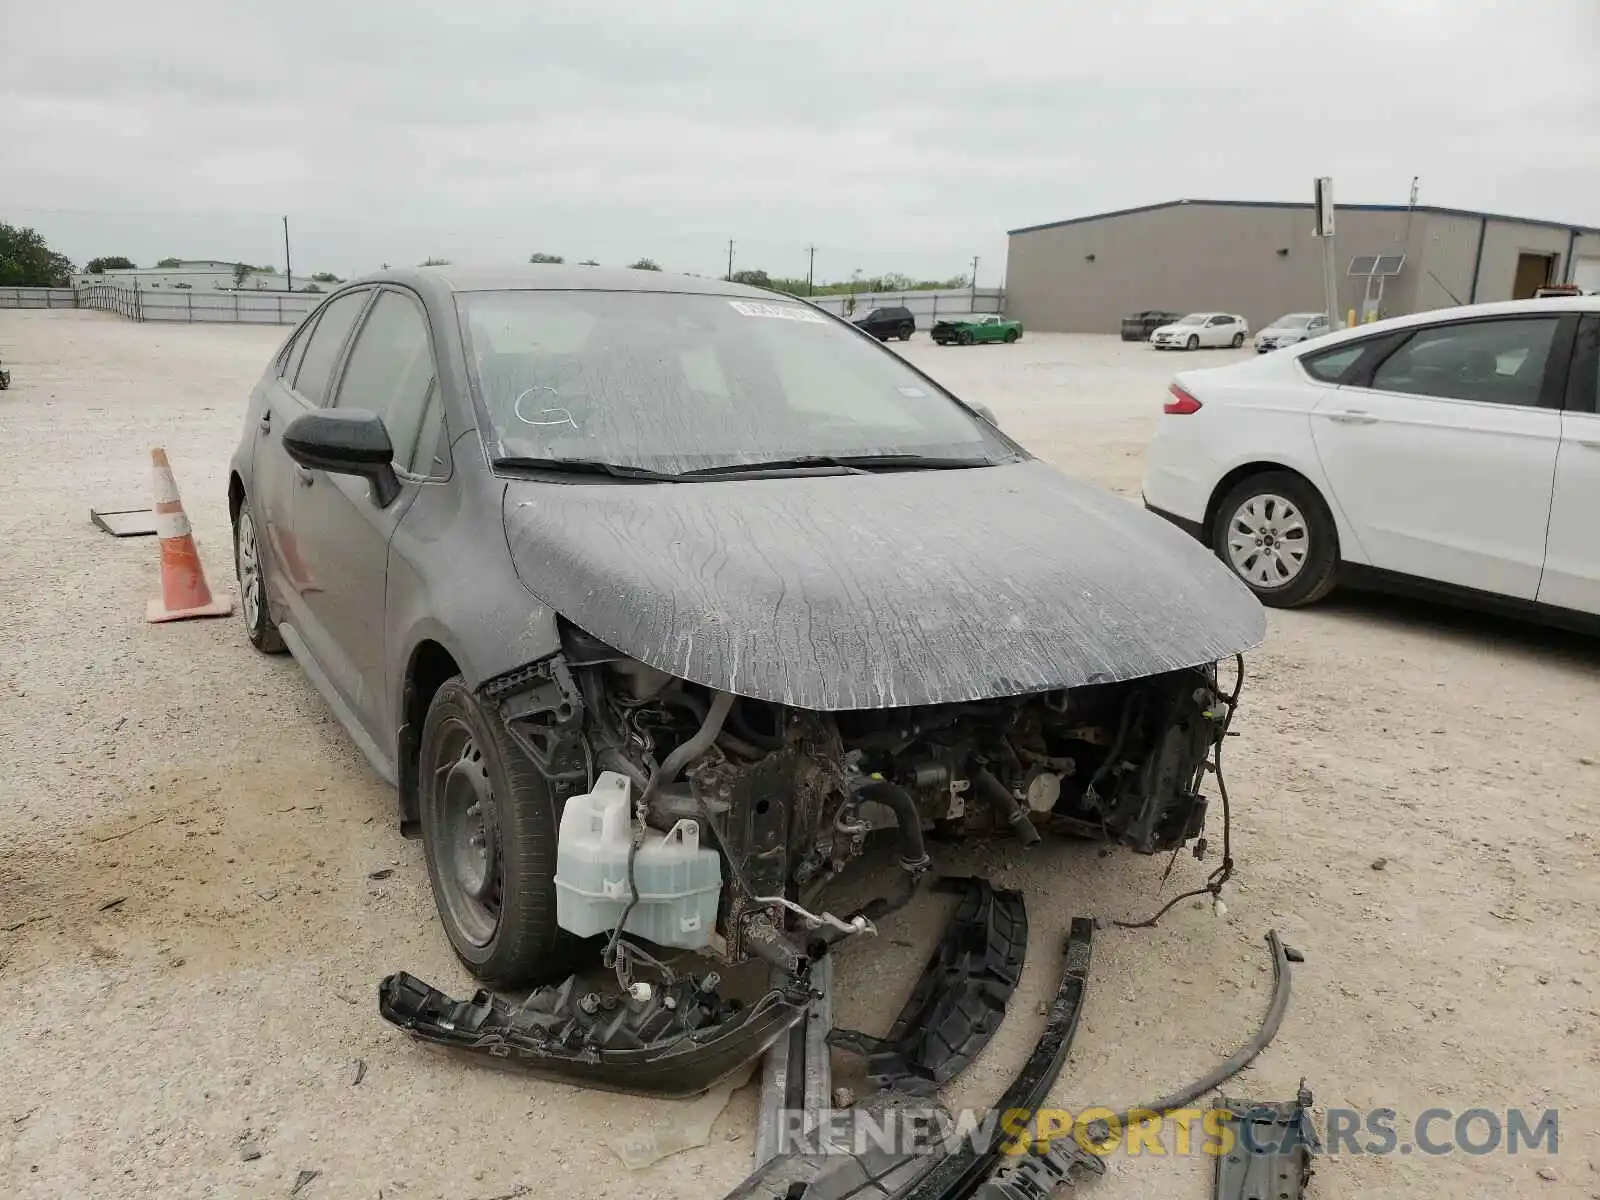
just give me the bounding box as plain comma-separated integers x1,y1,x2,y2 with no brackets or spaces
1273,314,1316,328
1175,314,1207,326
458,290,1012,475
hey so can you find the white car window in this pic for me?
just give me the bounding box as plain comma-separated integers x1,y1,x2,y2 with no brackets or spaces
1369,317,1559,408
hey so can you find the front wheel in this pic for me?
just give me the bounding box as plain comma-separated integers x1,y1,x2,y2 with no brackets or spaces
1186,334,1199,350
418,677,585,986
234,498,285,653
1003,329,1019,343
1211,472,1339,607
1230,332,1245,348
957,330,975,346
900,329,913,341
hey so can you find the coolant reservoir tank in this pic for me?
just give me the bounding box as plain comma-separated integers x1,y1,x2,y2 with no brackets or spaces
553,771,722,949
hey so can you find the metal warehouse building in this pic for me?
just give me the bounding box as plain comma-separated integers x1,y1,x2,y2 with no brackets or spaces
1005,198,1600,334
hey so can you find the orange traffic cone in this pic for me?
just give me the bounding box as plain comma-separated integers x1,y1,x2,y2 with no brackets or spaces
146,448,234,623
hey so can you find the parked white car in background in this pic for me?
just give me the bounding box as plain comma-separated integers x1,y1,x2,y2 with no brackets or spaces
1150,313,1250,350
1255,312,1330,353
1141,297,1600,626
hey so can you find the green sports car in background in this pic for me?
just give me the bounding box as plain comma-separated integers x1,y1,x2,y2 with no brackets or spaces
931,313,1023,345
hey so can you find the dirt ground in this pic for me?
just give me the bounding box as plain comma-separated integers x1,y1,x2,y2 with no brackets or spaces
1,309,1597,1199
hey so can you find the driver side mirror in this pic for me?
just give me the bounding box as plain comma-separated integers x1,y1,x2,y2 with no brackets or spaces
282,408,402,507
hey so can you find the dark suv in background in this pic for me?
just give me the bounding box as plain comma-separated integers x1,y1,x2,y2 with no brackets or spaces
1120,310,1183,342
853,305,916,341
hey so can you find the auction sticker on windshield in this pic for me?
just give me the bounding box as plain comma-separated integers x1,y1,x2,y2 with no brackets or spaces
728,300,827,322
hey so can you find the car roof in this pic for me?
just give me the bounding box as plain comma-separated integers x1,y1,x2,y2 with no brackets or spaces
342,264,788,308
1283,295,1600,356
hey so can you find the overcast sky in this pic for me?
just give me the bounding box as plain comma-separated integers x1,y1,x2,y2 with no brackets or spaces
6,0,1597,284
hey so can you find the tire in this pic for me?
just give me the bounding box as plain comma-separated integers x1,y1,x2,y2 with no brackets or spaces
233,496,285,653
900,329,913,341
957,330,974,346
1186,334,1199,350
1211,471,1339,608
1230,332,1245,348
1003,329,1019,343
418,676,585,986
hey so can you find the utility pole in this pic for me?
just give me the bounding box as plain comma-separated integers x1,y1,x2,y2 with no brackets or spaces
970,255,979,304
283,215,292,292
805,245,816,296
1314,177,1340,328
726,240,735,281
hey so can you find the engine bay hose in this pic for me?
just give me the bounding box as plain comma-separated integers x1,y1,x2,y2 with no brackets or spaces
606,690,736,972
972,766,1042,847
856,779,931,871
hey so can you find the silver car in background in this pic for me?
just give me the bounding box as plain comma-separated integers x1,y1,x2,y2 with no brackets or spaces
1255,312,1330,353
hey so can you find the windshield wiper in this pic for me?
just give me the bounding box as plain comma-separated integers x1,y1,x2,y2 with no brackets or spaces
678,453,999,478
493,456,679,481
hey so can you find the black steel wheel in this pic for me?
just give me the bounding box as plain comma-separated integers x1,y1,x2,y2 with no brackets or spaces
1003,329,1019,343
233,497,285,653
418,676,583,986
957,329,975,345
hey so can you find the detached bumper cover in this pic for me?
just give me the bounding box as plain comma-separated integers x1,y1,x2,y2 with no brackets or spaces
829,878,1027,1094
723,918,1095,1200
378,970,807,1098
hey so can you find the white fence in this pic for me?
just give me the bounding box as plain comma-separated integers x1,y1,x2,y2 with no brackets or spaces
2,283,1007,331
802,287,1005,329
0,287,77,309
0,284,319,325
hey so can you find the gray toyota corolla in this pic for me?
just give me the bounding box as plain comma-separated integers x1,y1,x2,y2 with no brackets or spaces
228,265,1264,998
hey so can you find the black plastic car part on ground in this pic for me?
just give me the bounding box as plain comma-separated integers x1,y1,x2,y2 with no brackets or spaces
721,918,1093,1200
1210,1080,1316,1200
724,925,1301,1200
828,878,1026,1094
377,968,808,1098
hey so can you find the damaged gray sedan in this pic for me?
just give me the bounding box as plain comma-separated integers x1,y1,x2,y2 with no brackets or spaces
228,266,1264,1071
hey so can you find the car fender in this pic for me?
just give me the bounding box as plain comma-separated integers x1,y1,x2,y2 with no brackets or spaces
1200,419,1372,567
383,440,564,740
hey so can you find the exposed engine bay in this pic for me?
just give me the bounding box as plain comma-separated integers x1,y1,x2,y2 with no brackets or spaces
482,619,1237,987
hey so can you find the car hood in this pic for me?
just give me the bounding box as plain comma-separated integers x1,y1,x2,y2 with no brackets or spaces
500,461,1264,710
1259,326,1303,339
1152,324,1191,336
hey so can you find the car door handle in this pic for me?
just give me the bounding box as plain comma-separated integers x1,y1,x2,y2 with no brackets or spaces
295,466,315,487
259,409,272,432
1326,409,1378,425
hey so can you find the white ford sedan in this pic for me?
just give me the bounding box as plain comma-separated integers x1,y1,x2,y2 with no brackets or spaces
1141,297,1600,625
1150,312,1250,350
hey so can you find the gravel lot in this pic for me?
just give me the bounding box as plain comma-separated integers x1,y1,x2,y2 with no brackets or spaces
2,309,1597,1199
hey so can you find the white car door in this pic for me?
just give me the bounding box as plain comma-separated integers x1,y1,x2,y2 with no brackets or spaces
1308,314,1564,599
1538,317,1600,614
1204,316,1230,347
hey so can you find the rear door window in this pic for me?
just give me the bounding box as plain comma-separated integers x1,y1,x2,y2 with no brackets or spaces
293,289,370,406
1369,317,1559,407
